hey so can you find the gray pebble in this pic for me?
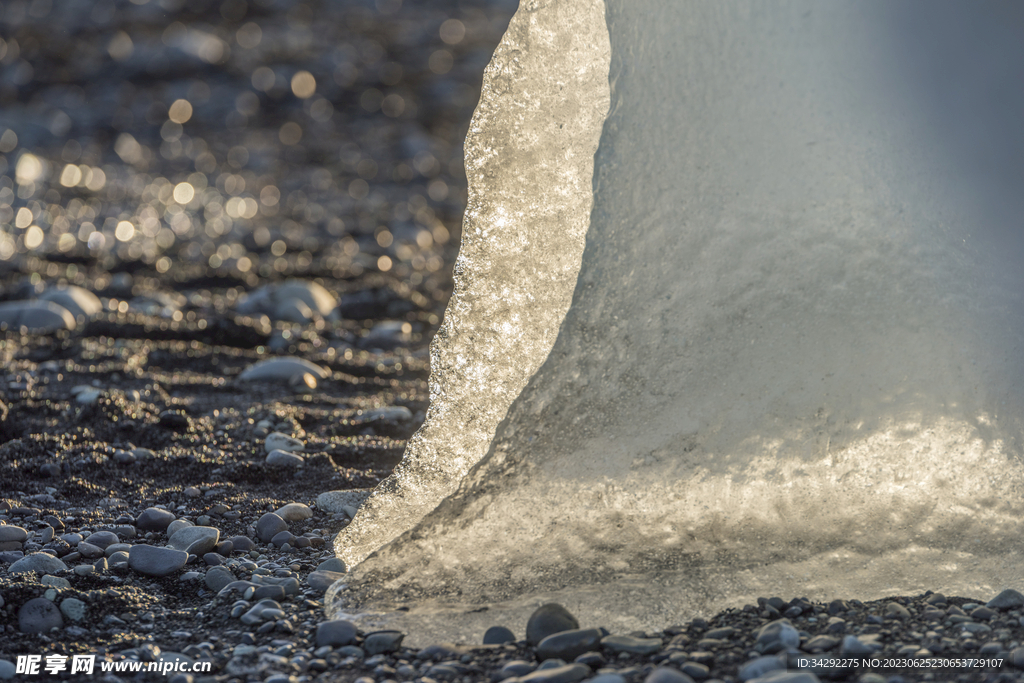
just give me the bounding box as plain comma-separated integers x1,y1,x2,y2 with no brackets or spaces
754,619,800,653
205,566,235,592
0,300,76,332
18,597,64,633
238,357,329,383
59,597,87,622
306,570,345,592
364,630,404,655
85,530,119,548
739,655,786,681
0,526,28,543
883,602,910,619
537,628,602,661
601,634,663,655
501,660,536,677
987,588,1024,610
274,502,312,521
136,507,176,532
527,603,580,645
0,660,14,680
168,526,220,555
519,663,590,683
266,449,305,467
8,552,68,575
316,557,346,573
128,545,188,577
41,574,71,589
256,513,288,542
271,530,297,548
167,519,194,537
229,535,256,552
644,669,695,683
266,433,305,454
316,619,358,647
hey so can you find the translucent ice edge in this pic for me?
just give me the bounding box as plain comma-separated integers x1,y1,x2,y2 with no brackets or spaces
330,0,1024,646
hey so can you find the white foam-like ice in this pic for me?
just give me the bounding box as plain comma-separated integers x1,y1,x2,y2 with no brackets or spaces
330,0,1024,643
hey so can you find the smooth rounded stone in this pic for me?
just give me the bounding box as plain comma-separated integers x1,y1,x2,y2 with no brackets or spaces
644,669,696,683
316,489,373,514
266,433,306,454
229,535,256,552
40,575,71,589
680,662,710,680
266,449,305,467
316,619,358,647
85,530,119,549
18,597,64,633
274,502,312,521
527,603,580,645
0,300,76,332
250,585,287,601
39,284,102,319
307,570,345,592
105,543,132,557
754,619,800,654
214,540,234,555
129,545,188,577
739,655,787,681
136,507,176,532
1009,646,1024,668
883,601,910,619
205,566,235,592
316,557,347,573
237,357,329,383
238,279,338,320
364,630,405,655
748,673,821,683
0,526,27,543
987,588,1024,610
361,406,414,422
167,519,194,537
61,532,83,546
38,463,62,478
8,552,68,575
168,526,220,555
589,675,628,683
271,531,297,548
484,625,516,644
59,597,87,622
518,663,590,683
256,513,289,542
240,599,284,625
73,564,95,576
500,660,536,677
537,628,603,661
601,634,663,655
0,659,14,680
218,580,259,596
77,541,103,559
108,551,130,565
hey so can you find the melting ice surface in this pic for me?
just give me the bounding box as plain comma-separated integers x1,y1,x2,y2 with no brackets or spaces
330,0,1024,643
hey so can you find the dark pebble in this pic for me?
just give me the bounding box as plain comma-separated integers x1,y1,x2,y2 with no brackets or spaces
256,513,288,542
136,507,176,532
315,619,357,647
527,603,580,645
19,597,64,633
484,625,516,644
537,628,603,661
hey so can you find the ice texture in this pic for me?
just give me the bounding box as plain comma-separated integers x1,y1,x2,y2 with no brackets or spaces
334,0,610,569
331,0,1024,642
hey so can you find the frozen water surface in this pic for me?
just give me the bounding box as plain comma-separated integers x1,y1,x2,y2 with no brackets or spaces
331,0,1024,643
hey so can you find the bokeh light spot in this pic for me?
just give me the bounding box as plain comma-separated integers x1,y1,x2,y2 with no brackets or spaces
291,71,316,99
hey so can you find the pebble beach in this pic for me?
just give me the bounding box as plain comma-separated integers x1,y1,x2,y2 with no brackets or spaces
4,0,1024,682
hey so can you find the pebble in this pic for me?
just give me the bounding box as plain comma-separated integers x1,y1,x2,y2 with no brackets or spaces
484,625,516,644
39,284,103,319
0,300,76,332
527,603,580,645
987,588,1024,609
237,357,329,383
363,630,405,655
128,545,188,577
316,557,346,573
237,280,338,322
754,619,800,653
0,660,14,680
536,628,602,660
601,634,663,654
205,566,235,592
266,433,305,454
644,668,695,683
136,507,176,532
167,519,195,536
59,597,87,622
518,663,590,683
316,619,358,647
266,449,305,467
18,597,64,633
8,552,68,575
85,530,119,548
0,525,28,543
168,526,220,555
739,655,787,681
77,541,104,558
883,601,910,619
229,535,256,552
306,570,345,592
316,489,373,514
256,513,289,542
